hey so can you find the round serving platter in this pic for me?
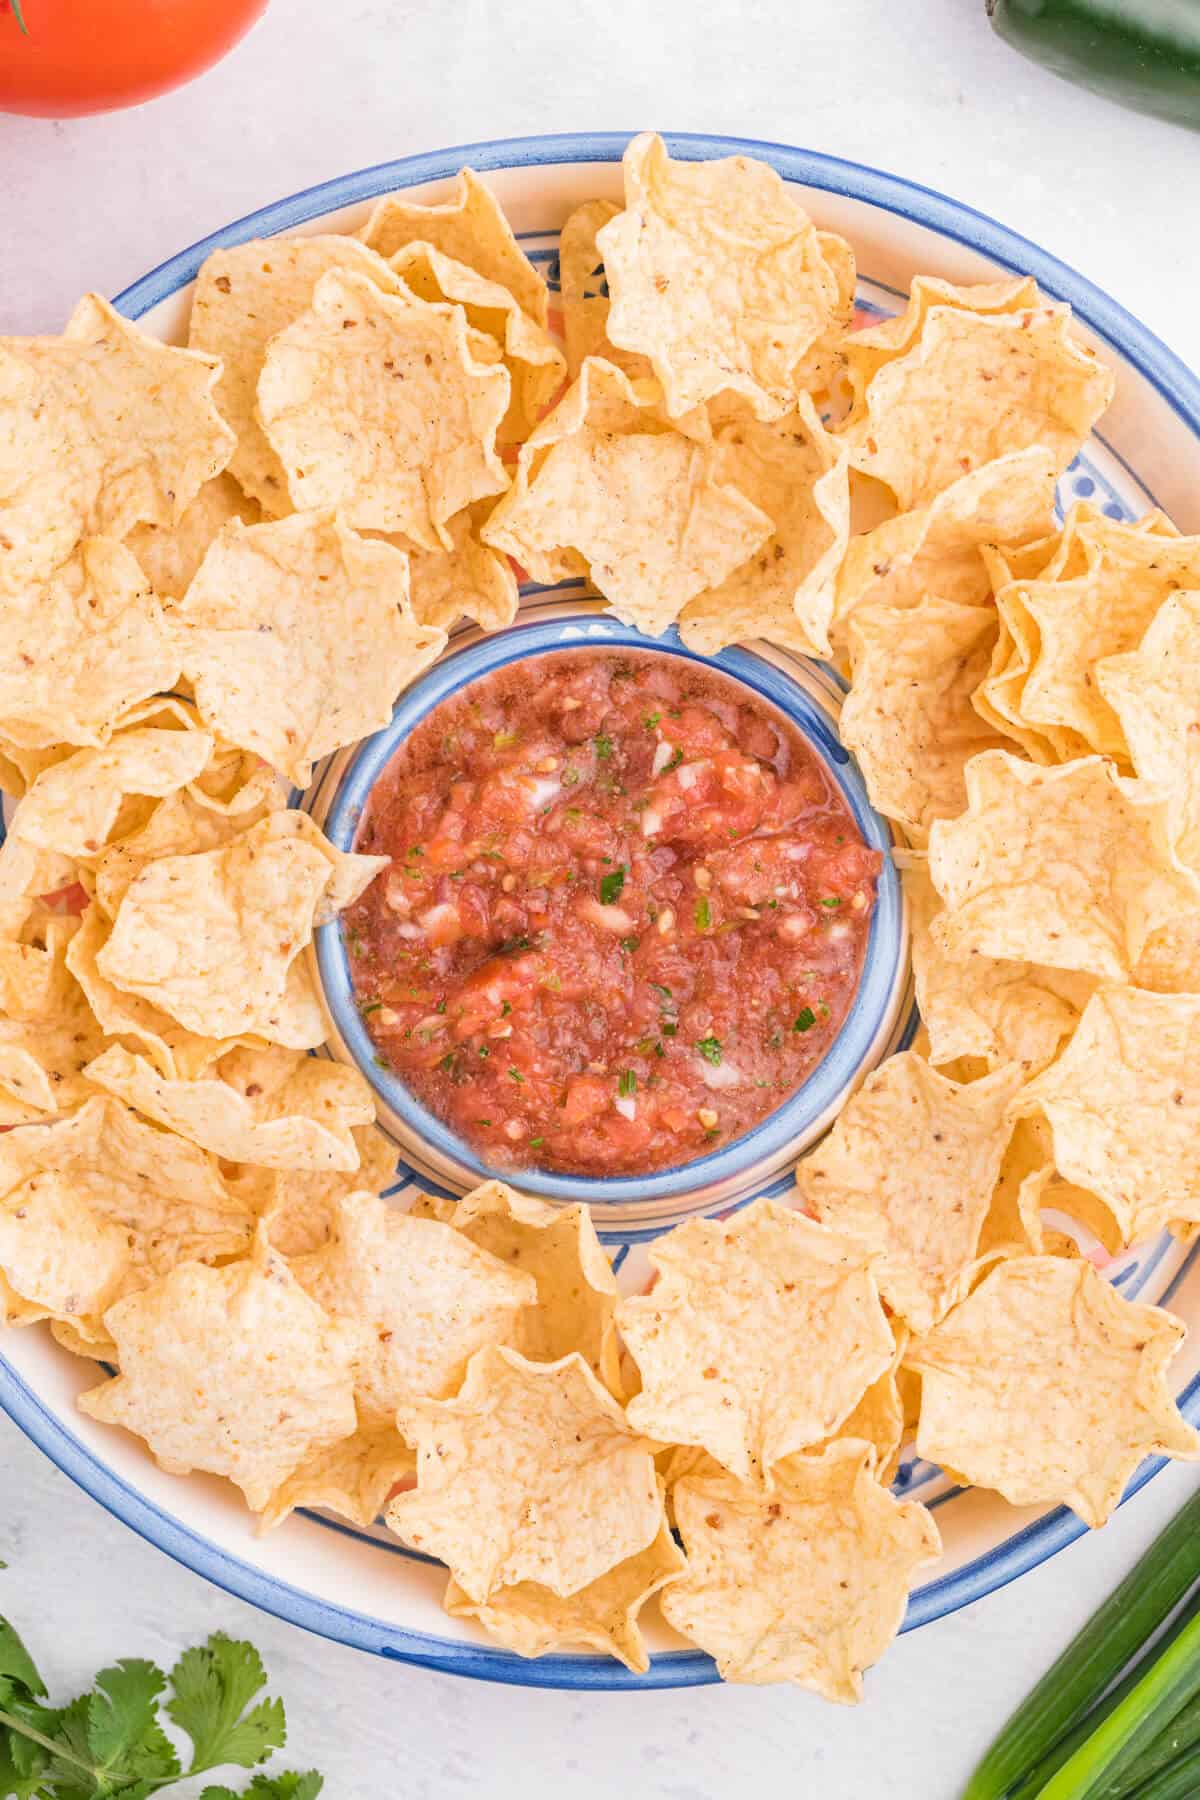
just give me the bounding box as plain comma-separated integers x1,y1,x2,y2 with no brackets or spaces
2,132,1199,1691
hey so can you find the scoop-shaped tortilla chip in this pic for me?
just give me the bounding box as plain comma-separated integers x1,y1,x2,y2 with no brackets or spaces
388,242,565,440
259,1425,416,1531
796,1054,1020,1333
360,168,549,326
841,276,1042,401
402,506,519,634
1014,985,1200,1246
901,855,1090,1074
82,1041,375,1173
1098,589,1200,868
617,1200,895,1484
388,1346,663,1605
128,472,261,597
678,396,849,657
0,1096,254,1335
0,955,106,1127
1009,516,1200,758
78,1229,358,1512
907,1256,1198,1527
441,1180,622,1396
444,1515,685,1674
597,133,841,421
293,1191,534,1425
188,234,403,512
10,728,214,861
0,293,234,588
833,447,1057,635
0,539,180,751
257,269,510,547
481,357,772,637
927,751,1200,981
804,1328,909,1485
841,293,1112,511
172,512,445,788
842,594,1011,838
661,1442,940,1697
95,810,383,1042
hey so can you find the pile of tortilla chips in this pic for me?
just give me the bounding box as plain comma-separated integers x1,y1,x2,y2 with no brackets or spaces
2,130,1198,1702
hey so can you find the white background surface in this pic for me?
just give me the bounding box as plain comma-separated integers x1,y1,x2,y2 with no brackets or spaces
2,3,1200,1796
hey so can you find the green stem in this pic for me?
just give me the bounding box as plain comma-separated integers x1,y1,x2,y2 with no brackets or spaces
1037,1608,1200,1798
0,1704,99,1779
9,0,29,34
1101,1690,1200,1796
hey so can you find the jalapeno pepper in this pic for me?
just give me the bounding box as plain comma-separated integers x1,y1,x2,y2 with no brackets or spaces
987,0,1200,132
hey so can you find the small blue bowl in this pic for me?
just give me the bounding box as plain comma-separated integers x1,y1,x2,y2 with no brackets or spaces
313,594,909,1233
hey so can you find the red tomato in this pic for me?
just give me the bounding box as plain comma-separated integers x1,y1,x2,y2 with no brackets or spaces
0,0,268,117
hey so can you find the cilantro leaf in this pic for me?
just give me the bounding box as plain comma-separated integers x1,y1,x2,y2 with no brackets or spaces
86,1659,179,1789
599,867,626,905
167,1636,286,1774
0,1620,45,1698
695,1036,722,1065
201,1774,323,1800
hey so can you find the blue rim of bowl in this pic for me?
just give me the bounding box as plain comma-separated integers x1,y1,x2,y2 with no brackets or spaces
316,614,902,1208
0,130,1196,1691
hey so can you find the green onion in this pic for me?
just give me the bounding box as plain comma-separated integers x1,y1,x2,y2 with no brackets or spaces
694,896,711,931
695,1036,722,1065
600,867,626,905
1118,1747,1200,1799
1099,1689,1200,1796
962,1489,1200,1800
618,1070,637,1097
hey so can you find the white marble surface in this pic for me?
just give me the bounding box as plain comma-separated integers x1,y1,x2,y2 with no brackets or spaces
2,4,1200,1796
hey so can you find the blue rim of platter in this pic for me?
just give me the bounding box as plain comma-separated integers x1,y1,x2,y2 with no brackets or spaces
1,130,1198,1691
315,613,903,1210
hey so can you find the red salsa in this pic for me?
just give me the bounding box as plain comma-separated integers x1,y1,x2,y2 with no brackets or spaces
345,650,880,1177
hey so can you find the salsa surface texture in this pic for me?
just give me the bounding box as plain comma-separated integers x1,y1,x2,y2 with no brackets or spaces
346,649,880,1176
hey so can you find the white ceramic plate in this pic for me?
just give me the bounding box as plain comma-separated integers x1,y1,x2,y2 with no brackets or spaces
3,132,1199,1690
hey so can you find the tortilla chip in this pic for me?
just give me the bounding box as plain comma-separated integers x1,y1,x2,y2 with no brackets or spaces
0,292,234,588
841,594,1011,837
0,538,180,751
0,977,106,1126
259,1426,416,1531
796,1054,1020,1333
807,1328,909,1485
901,856,1089,1074
94,811,383,1042
678,396,850,657
0,1096,254,1333
172,512,445,788
833,447,1057,634
907,1256,1199,1527
842,276,1042,399
388,241,565,440
82,1041,375,1172
403,506,519,633
360,169,549,327
91,759,282,921
1006,517,1200,758
839,282,1113,508
78,1230,358,1512
10,728,214,861
558,199,652,383
481,357,771,637
444,1516,685,1673
662,1442,940,1697
927,751,1200,981
187,234,402,513
127,472,261,598
1098,589,1200,868
388,1346,663,1604
1015,985,1200,1246
257,269,510,546
597,134,841,421
442,1180,622,1396
259,1124,399,1256
293,1191,534,1424
0,837,76,946
617,1200,895,1484
0,912,79,1023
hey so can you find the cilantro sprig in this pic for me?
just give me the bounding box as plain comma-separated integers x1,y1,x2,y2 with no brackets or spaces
0,1616,321,1799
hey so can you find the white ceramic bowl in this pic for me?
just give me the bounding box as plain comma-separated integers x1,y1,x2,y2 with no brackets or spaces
3,132,1199,1691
